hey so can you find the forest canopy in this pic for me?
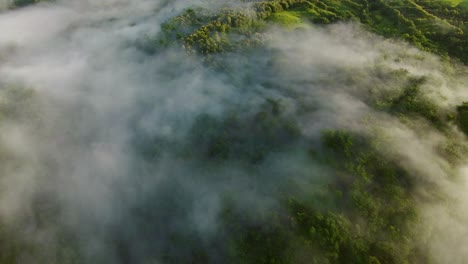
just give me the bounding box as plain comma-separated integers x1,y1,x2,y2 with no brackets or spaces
0,0,467,263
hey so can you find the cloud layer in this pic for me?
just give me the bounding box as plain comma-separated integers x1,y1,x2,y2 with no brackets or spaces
0,1,468,263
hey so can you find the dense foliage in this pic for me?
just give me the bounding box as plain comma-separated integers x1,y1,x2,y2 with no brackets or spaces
139,1,468,263
148,0,468,64
1,0,468,263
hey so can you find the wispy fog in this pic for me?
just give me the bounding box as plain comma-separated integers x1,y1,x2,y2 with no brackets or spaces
0,0,468,263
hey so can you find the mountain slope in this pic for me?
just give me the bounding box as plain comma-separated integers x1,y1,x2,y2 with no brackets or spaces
0,1,467,263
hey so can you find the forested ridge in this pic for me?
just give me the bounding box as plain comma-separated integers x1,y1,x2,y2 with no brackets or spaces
0,0,468,263
148,0,468,62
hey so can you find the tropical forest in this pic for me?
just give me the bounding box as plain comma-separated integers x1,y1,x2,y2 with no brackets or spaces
0,0,468,263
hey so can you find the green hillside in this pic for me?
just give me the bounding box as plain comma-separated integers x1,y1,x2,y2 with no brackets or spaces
0,0,467,263
136,2,468,262
149,0,468,63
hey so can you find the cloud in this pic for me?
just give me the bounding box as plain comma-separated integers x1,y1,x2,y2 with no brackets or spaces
0,1,468,263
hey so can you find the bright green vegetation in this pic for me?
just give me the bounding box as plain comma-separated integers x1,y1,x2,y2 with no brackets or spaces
151,0,468,63
268,10,303,26
441,0,463,7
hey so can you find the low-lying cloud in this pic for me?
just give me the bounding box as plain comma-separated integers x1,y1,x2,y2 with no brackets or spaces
0,0,468,263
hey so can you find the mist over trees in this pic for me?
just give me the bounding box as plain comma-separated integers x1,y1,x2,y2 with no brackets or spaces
0,0,467,263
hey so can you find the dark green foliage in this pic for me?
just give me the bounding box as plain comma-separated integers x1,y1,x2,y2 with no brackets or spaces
13,0,36,7
317,130,419,262
322,130,355,158
288,199,371,264
220,201,293,264
456,102,468,135
212,129,422,264
189,99,300,163
11,0,49,8
373,76,445,129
